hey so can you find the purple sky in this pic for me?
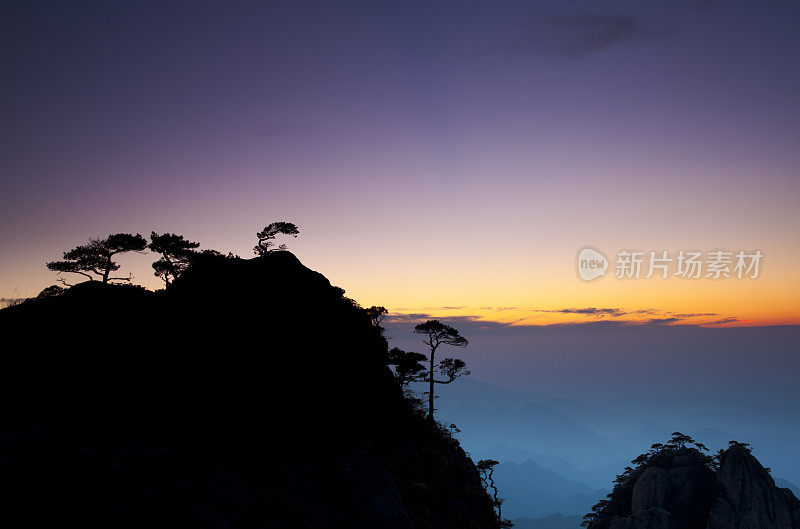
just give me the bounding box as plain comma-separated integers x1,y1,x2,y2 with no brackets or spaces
2,0,799,326
2,1,799,476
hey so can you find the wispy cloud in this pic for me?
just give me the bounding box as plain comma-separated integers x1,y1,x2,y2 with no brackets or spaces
704,317,740,326
388,306,734,328
536,307,627,317
512,11,664,59
533,307,723,323
640,317,683,325
387,313,483,324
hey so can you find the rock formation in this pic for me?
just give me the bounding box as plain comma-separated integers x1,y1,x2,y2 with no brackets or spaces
707,445,800,529
588,441,800,529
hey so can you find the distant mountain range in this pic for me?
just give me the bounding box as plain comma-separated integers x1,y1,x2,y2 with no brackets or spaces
489,458,607,518
413,377,800,521
445,401,625,469
512,513,582,529
425,379,634,468
473,443,625,490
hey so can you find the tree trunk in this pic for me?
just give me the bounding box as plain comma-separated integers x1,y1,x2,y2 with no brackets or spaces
489,473,501,525
428,344,436,423
102,252,114,284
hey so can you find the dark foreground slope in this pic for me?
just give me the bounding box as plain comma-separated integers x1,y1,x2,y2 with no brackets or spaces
587,444,800,529
0,252,496,529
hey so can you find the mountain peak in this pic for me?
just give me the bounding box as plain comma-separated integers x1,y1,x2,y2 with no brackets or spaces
586,442,800,529
0,252,499,529
708,445,800,529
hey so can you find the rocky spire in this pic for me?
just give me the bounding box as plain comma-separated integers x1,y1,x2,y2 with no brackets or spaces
707,445,800,529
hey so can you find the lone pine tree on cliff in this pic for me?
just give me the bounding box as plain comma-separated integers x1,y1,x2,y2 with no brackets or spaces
253,222,299,255
46,233,147,285
413,320,469,423
477,459,513,528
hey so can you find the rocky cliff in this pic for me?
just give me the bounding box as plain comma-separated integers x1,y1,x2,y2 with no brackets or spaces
707,445,800,529
0,252,497,529
587,441,800,529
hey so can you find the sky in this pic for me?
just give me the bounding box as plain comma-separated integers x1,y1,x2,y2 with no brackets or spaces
1,0,799,327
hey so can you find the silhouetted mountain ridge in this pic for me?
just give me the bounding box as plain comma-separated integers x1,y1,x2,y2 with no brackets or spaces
0,251,497,528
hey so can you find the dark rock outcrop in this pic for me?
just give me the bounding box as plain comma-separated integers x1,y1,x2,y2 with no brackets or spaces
707,446,800,529
601,450,715,529
589,445,800,529
630,467,670,513
0,252,497,528
609,507,670,529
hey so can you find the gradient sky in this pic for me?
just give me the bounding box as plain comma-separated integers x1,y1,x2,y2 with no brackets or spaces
2,0,799,326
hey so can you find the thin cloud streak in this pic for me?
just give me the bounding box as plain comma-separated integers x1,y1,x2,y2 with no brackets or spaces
387,306,736,328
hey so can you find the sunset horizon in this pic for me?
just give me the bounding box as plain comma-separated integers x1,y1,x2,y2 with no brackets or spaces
1,1,798,528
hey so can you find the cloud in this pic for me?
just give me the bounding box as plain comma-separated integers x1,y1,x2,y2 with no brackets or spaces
386,313,513,330
384,313,740,335
704,317,740,325
533,307,724,324
632,309,663,315
512,11,663,59
388,306,735,328
386,313,453,325
538,307,627,317
641,317,683,325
